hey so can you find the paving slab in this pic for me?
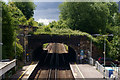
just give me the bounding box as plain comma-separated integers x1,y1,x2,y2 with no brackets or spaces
70,64,104,80
10,61,38,80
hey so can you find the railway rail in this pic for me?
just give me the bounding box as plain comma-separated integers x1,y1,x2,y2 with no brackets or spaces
29,53,74,80
34,67,74,80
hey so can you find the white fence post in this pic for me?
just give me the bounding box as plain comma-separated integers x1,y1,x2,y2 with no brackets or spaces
89,57,94,66
95,61,110,78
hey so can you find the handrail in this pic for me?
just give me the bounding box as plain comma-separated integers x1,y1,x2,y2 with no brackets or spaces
111,62,119,74
111,62,117,67
0,59,16,70
95,61,118,79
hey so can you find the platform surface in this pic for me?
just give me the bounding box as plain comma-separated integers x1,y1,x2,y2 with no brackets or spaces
70,64,103,80
0,59,16,69
0,59,16,76
21,62,38,80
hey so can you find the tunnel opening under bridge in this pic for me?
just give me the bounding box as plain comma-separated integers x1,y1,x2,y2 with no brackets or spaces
32,43,76,67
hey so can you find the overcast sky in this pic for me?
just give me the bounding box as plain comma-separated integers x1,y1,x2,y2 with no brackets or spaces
33,2,62,25
3,0,120,25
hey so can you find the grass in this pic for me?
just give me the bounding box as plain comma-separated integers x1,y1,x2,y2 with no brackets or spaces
43,43,49,48
64,44,68,51
33,27,104,51
34,27,98,42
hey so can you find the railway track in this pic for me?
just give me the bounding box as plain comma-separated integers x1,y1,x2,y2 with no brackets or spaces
34,66,74,80
32,52,75,80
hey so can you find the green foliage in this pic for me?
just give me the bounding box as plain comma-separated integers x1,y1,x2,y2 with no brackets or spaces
13,39,23,60
49,20,68,29
107,3,119,26
2,1,120,61
109,35,120,59
14,2,36,20
27,17,38,26
64,44,68,51
8,2,27,27
43,43,49,48
19,16,27,25
38,22,44,26
2,2,24,60
34,26,97,42
59,2,118,34
2,2,14,59
108,26,120,59
43,26,51,32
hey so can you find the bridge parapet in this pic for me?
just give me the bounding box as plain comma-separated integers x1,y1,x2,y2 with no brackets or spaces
28,34,102,60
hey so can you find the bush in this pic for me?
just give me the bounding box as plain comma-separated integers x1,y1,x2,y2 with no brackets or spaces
44,26,51,32
13,38,23,60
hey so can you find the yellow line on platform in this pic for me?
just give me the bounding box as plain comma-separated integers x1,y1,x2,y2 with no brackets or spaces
17,62,34,80
75,63,85,80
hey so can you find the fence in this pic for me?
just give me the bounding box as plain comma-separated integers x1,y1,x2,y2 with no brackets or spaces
95,61,105,74
111,62,120,74
95,61,118,79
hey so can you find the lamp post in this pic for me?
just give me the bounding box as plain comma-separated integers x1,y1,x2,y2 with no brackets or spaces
92,34,113,79
15,33,31,65
103,36,106,79
24,34,31,64
103,34,113,79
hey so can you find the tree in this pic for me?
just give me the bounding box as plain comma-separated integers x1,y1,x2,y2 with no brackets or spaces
2,2,24,59
59,2,118,34
8,2,28,27
109,26,120,60
27,17,38,26
2,2,14,59
107,2,119,26
49,21,58,28
38,22,44,26
13,2,36,20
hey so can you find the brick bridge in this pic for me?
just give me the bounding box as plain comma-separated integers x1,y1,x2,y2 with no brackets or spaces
28,34,103,61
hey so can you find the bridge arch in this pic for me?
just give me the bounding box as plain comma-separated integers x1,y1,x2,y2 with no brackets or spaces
28,34,103,62
31,42,77,63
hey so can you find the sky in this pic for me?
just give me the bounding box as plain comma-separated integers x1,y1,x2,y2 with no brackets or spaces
33,2,62,25
2,0,62,25
2,0,120,25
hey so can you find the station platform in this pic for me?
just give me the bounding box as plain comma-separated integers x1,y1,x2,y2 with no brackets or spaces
70,64,103,79
11,61,38,80
21,61,38,80
0,59,16,77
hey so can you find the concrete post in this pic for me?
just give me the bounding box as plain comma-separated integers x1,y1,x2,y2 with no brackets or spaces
0,3,2,61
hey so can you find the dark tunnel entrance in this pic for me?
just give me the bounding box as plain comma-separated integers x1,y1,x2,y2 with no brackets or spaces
32,43,76,68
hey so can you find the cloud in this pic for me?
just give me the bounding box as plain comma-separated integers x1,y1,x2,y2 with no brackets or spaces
33,8,60,21
37,18,57,25
34,2,62,10
33,2,61,21
2,0,8,3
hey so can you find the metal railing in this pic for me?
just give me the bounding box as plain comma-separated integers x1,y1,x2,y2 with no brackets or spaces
111,62,119,73
111,62,120,79
95,61,105,74
95,61,118,79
